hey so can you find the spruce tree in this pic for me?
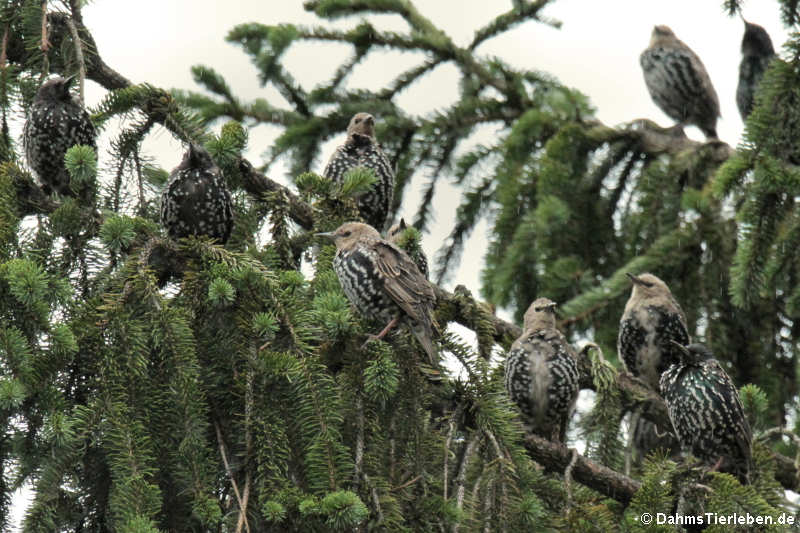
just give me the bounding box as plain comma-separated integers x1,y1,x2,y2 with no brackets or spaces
1,0,799,531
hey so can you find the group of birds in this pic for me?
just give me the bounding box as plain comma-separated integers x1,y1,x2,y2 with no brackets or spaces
506,273,753,483
20,16,771,485
640,18,775,139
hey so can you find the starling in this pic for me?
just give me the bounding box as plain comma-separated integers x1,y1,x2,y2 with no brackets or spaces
640,25,720,139
504,298,579,443
661,342,753,483
618,272,689,390
386,218,429,279
23,76,97,196
318,222,437,363
160,144,234,244
737,20,775,121
323,113,395,231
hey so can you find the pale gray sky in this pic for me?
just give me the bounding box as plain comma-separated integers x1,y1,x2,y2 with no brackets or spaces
10,0,790,526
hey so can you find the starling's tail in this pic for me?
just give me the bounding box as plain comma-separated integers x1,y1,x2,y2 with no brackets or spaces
412,321,437,366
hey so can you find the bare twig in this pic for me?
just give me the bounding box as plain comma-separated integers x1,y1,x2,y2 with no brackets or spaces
64,16,85,101
452,434,480,533
214,421,250,533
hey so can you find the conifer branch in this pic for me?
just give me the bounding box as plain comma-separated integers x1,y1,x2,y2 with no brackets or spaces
584,118,734,160
469,0,559,51
237,158,314,229
524,434,642,505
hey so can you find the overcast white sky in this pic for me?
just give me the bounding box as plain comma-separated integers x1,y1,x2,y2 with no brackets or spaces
10,0,790,526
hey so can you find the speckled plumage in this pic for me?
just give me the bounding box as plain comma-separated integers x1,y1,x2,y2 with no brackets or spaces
640,25,720,139
661,343,753,484
386,218,428,279
618,273,690,390
505,298,579,443
320,222,437,363
737,20,775,121
23,76,97,196
323,113,395,231
160,144,234,244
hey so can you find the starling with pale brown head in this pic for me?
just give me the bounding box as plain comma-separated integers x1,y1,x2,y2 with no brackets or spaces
318,222,437,363
504,298,579,443
737,20,775,121
160,144,234,244
23,76,97,196
323,113,395,231
640,25,720,139
386,218,429,279
661,342,753,484
618,272,690,390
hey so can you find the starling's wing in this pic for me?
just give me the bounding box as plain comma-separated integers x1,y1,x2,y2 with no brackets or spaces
674,39,720,118
372,241,436,324
655,305,690,371
323,143,353,182
617,316,646,376
708,361,753,467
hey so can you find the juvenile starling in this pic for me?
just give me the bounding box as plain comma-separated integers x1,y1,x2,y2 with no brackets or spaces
504,298,579,443
323,113,395,231
318,222,437,363
160,144,234,244
661,342,753,483
640,25,721,139
618,273,690,390
737,20,775,121
23,76,97,196
386,218,429,279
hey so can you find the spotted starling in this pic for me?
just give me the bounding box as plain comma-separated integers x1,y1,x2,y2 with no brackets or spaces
737,20,775,121
23,76,97,196
640,25,720,139
618,273,690,390
160,144,234,244
323,113,395,231
661,342,753,484
386,218,429,279
318,222,437,363
505,298,579,443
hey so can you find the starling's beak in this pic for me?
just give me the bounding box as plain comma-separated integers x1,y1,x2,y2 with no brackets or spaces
545,302,558,313
398,218,407,230
668,339,689,355
62,75,76,88
626,272,642,285
316,231,335,240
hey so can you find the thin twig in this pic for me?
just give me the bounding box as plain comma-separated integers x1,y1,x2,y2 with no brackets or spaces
214,421,249,533
64,16,86,102
564,448,579,508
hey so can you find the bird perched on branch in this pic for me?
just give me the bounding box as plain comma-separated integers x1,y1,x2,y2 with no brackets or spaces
505,298,579,443
640,25,720,139
318,222,437,364
737,19,775,121
386,218,429,279
160,144,234,244
23,76,97,196
323,113,395,231
618,273,689,390
661,342,753,484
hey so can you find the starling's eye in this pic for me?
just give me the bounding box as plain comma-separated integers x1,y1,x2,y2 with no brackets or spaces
354,118,361,123
642,281,654,288
342,231,351,237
